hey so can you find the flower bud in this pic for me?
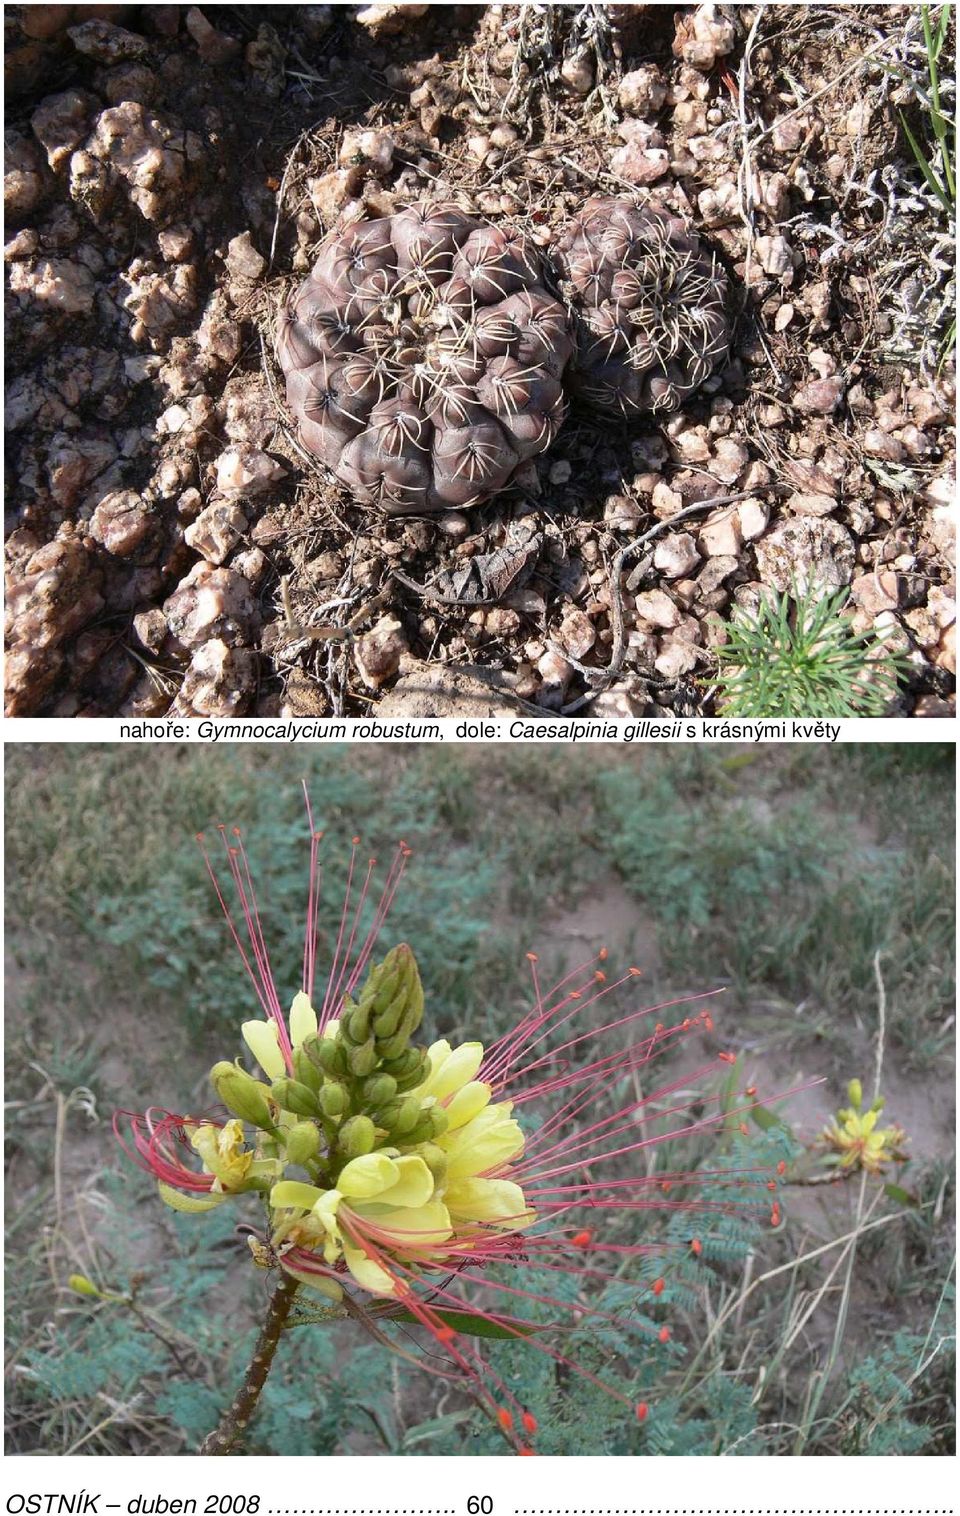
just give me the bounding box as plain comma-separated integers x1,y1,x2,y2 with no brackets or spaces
417,1141,448,1182
292,1047,322,1095
391,1094,422,1135
270,1078,321,1118
382,1047,420,1078
337,1114,377,1158
372,993,406,1040
210,1060,277,1133
362,1074,398,1109
319,1081,350,1119
395,1060,428,1091
847,1078,863,1111
376,1029,411,1061
406,1114,438,1145
284,1120,321,1166
344,1004,371,1046
348,1037,378,1077
304,1034,347,1078
427,1105,449,1138
68,1274,104,1298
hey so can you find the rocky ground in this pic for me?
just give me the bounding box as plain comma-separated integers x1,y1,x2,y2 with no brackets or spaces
4,3,956,718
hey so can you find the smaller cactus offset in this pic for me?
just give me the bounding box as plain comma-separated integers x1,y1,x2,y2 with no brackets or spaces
277,204,574,513
556,195,730,417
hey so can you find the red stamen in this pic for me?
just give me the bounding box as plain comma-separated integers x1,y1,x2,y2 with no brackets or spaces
635,1401,649,1422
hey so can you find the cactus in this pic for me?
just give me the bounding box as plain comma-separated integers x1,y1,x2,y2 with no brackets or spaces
555,195,730,417
277,203,573,514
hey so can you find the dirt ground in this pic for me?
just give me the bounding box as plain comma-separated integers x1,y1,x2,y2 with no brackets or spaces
4,4,957,719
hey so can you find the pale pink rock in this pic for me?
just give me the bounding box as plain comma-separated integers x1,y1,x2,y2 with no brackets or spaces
755,517,855,596
711,438,748,485
850,570,899,617
163,563,260,648
355,614,408,689
75,102,204,224
654,532,699,579
559,607,597,660
90,490,164,562
635,588,681,629
537,646,573,693
619,65,666,114
788,491,838,517
485,608,521,638
355,3,429,37
756,234,792,276
214,446,287,498
176,640,258,716
31,89,100,170
8,256,95,314
698,508,742,558
184,7,241,62
5,536,104,652
225,231,266,281
738,498,769,541
610,140,669,185
655,637,699,679
794,376,846,414
185,500,249,565
652,481,683,519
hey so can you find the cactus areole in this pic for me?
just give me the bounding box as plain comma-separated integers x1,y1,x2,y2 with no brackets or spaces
556,195,731,417
277,203,574,514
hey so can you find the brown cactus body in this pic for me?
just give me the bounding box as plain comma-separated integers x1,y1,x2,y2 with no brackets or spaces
278,204,574,514
556,196,730,417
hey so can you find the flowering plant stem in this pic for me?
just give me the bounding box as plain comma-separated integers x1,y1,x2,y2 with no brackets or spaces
198,1274,301,1456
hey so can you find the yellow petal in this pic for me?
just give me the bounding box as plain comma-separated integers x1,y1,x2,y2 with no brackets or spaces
445,1177,534,1229
376,1155,434,1209
271,1180,325,1210
444,1080,492,1129
421,1041,484,1101
289,991,318,1047
282,1266,344,1302
337,1152,398,1199
242,1019,286,1080
444,1104,525,1179
310,1189,342,1239
356,1200,453,1250
158,1181,230,1213
342,1238,399,1296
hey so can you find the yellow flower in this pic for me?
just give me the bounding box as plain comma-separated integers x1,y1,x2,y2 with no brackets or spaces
269,1039,535,1298
822,1106,907,1174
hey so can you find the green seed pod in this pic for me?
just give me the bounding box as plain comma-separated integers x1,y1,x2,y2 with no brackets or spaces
210,1060,277,1133
418,1141,448,1183
362,1074,398,1109
371,967,402,1015
270,1078,321,1118
348,1037,378,1077
285,1121,321,1166
293,1047,322,1095
319,1081,350,1119
847,1078,863,1112
337,1114,376,1158
303,1035,346,1078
